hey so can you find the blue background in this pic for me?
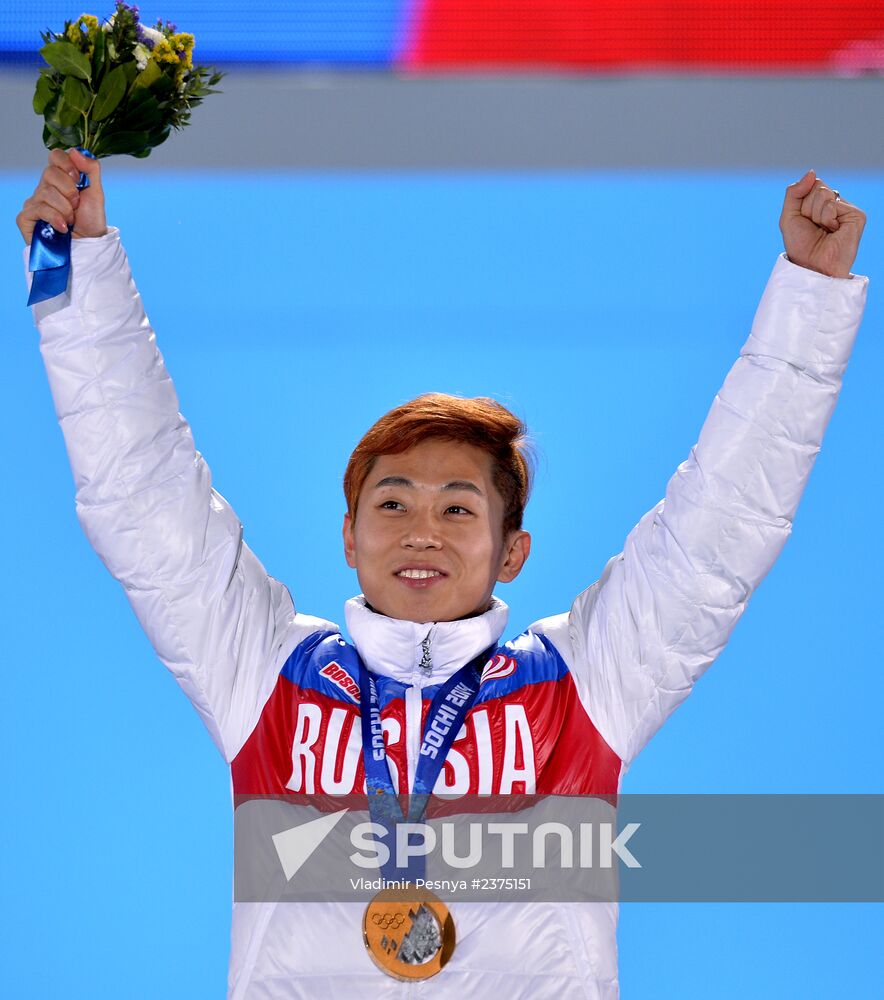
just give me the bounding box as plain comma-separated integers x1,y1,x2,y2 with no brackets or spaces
0,1,412,61
2,170,882,997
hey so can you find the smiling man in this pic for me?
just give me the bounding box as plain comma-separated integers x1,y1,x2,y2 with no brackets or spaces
343,408,532,623
18,151,868,999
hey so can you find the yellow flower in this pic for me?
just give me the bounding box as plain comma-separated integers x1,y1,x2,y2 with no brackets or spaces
152,37,179,65
65,15,99,53
171,32,194,69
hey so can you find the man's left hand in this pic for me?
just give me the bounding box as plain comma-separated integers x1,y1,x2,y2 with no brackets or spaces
780,170,866,279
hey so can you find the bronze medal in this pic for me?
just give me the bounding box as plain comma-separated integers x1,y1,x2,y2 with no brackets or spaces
363,887,455,980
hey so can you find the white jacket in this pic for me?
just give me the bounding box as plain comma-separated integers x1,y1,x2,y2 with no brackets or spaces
30,230,867,998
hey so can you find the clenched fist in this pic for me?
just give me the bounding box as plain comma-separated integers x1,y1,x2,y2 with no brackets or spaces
780,170,866,279
16,149,107,245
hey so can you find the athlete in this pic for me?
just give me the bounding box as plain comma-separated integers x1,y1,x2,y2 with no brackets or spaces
18,149,867,998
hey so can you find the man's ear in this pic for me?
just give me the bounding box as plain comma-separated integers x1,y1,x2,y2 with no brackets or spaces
497,530,531,584
342,513,357,568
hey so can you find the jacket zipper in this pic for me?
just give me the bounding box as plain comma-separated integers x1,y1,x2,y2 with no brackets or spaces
418,628,435,676
405,629,434,789
405,685,423,791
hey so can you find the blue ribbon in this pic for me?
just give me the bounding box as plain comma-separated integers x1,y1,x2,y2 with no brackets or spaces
27,149,95,307
358,647,490,882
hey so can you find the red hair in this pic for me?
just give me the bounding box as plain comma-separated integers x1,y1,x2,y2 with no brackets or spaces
344,393,533,536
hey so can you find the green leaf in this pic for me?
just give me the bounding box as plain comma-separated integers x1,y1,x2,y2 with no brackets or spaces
151,74,175,100
122,94,163,131
55,94,81,128
91,26,105,78
127,85,153,107
122,61,138,86
146,125,171,148
132,148,152,158
92,64,127,121
43,117,82,149
41,92,61,123
62,75,91,115
133,59,161,89
95,130,150,156
33,75,56,115
40,40,91,81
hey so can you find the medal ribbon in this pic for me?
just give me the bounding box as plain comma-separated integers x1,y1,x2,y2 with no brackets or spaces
358,646,491,881
27,149,95,307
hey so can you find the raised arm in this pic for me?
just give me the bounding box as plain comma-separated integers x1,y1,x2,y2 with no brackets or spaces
19,151,324,762
533,173,868,767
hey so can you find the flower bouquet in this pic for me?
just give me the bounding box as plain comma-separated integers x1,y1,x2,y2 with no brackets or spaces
33,2,222,158
27,3,222,305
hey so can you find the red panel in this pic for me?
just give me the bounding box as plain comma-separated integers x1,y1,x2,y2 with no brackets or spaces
402,0,884,72
233,668,621,799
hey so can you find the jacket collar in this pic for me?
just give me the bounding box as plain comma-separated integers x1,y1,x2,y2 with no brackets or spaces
344,595,508,688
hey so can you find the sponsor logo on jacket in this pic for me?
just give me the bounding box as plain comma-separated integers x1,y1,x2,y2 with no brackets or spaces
319,661,360,703
481,653,517,682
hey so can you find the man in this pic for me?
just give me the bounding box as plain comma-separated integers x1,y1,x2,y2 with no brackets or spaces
18,150,867,998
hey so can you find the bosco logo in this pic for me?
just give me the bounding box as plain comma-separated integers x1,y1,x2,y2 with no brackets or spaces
481,654,517,682
319,661,360,702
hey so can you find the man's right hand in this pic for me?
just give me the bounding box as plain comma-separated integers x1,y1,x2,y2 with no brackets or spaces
16,149,107,245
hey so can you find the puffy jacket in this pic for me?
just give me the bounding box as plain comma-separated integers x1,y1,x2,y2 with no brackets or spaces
29,230,867,999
